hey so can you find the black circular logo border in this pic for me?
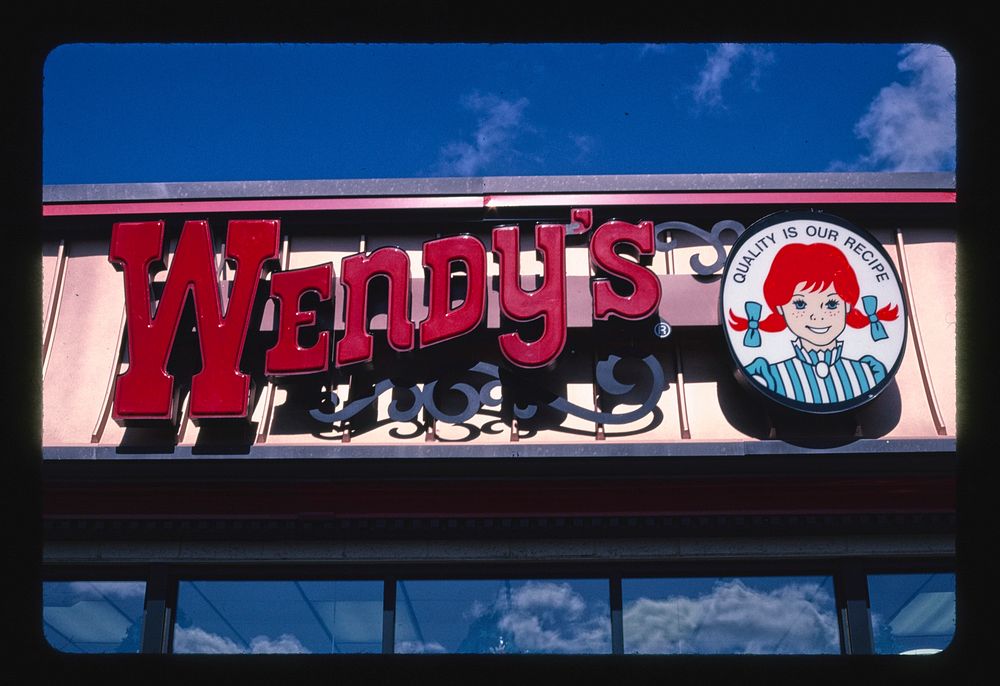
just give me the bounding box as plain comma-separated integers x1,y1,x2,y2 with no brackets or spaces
719,210,908,415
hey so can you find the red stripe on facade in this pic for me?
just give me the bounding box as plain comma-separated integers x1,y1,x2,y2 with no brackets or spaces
42,190,956,217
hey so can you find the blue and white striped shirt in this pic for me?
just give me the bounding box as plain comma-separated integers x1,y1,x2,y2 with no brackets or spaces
744,341,887,404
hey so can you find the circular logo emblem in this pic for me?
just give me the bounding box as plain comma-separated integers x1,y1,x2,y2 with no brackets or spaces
720,211,907,414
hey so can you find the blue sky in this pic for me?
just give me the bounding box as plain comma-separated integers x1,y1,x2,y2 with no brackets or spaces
41,43,956,184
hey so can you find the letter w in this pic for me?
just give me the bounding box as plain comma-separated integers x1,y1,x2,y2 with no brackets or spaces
109,220,279,422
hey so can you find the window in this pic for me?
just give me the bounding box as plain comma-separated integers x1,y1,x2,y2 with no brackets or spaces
172,580,382,654
868,573,955,654
42,563,955,655
43,581,146,653
394,579,611,654
622,576,839,654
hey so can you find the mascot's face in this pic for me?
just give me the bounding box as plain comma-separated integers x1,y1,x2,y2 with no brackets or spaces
776,282,849,348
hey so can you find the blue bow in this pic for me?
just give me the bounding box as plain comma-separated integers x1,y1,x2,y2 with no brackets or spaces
862,295,888,341
743,301,762,348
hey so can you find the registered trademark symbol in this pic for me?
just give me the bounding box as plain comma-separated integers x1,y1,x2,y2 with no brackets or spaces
653,321,672,339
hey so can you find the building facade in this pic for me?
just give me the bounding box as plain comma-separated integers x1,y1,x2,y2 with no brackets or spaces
40,172,956,657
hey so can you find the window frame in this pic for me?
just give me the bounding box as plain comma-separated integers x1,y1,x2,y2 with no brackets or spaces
41,555,955,655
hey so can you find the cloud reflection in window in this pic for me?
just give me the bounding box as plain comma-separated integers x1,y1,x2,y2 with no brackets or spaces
623,578,839,654
173,626,311,654
171,580,382,654
43,581,146,653
396,579,610,654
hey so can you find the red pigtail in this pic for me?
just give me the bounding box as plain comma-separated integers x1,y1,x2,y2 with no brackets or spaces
728,309,748,331
728,309,789,333
846,302,899,329
879,303,900,321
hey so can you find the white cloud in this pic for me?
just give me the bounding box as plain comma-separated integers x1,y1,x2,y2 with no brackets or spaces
840,44,955,171
639,44,669,57
570,133,595,161
693,44,774,108
173,626,245,654
248,633,311,654
395,640,447,654
470,581,610,654
434,92,532,176
622,579,839,654
69,581,146,599
172,626,311,654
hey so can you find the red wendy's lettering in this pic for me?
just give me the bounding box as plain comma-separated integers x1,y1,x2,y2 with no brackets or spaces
420,235,487,347
336,247,415,367
492,224,567,368
265,263,333,376
109,219,280,422
108,212,670,421
590,220,660,320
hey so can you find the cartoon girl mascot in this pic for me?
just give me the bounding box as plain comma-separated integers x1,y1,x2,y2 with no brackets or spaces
728,242,899,405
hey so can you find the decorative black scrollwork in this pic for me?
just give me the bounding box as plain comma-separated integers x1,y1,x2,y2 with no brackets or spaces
654,219,745,275
515,353,664,424
422,362,503,424
387,383,423,422
309,355,665,427
309,364,502,425
309,379,394,424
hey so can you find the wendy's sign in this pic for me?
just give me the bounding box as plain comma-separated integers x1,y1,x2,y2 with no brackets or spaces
721,211,907,414
108,210,666,423
107,209,906,425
